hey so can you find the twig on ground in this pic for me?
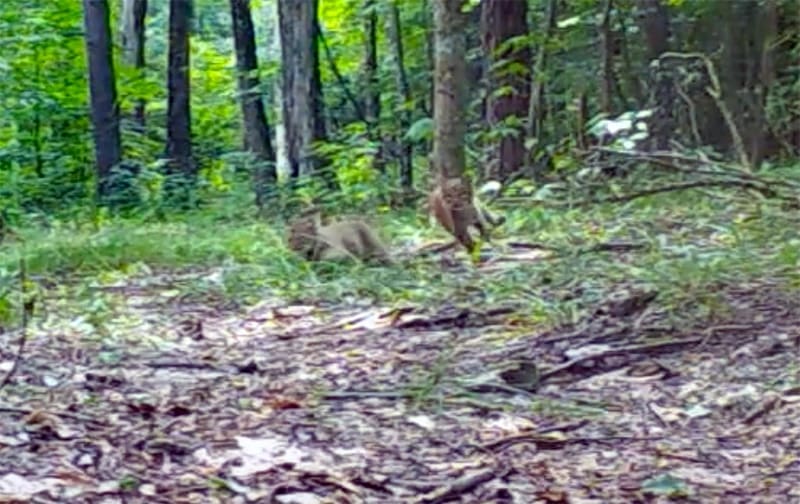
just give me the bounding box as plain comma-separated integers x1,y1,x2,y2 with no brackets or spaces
483,432,663,452
414,466,508,504
323,389,413,400
0,406,108,427
0,256,30,390
742,392,783,425
539,337,702,383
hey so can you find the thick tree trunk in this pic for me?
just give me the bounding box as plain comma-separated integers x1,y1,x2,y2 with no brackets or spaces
278,0,327,179
120,0,147,129
83,0,122,202
637,0,669,61
230,0,276,210
166,0,194,203
386,1,413,189
481,0,530,182
432,0,467,180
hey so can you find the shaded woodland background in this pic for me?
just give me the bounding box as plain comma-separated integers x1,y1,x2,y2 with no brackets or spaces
1,0,797,219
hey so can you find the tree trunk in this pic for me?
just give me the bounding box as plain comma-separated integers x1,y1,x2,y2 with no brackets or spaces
362,0,384,172
265,0,290,180
598,0,615,115
166,0,195,204
229,0,277,210
481,0,530,182
432,0,467,180
278,0,328,180
720,1,761,166
386,0,413,190
746,0,778,167
362,0,380,126
616,13,642,107
637,0,669,61
311,20,328,160
637,0,672,150
120,0,147,129
528,0,557,142
83,0,122,203
423,0,435,119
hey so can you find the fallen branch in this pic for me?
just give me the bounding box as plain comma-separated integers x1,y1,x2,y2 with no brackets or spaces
593,147,800,192
587,179,770,205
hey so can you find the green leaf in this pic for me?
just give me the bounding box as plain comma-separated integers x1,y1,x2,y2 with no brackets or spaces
404,117,434,142
641,473,691,498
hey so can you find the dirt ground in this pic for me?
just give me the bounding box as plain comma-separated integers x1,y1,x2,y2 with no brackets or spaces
1,270,799,503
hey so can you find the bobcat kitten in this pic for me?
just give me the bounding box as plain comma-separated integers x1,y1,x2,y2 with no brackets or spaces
287,209,392,265
427,173,505,255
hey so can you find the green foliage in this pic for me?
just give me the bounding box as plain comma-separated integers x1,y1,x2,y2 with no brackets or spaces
2,165,798,336
404,118,434,143
0,0,92,210
0,268,17,327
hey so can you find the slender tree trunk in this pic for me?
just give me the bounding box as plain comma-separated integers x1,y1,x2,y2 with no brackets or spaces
481,0,530,182
120,0,148,129
166,0,194,204
528,0,557,143
423,0,435,119
362,0,380,125
310,20,330,186
598,0,615,114
278,0,328,180
745,0,778,167
432,0,467,180
230,0,276,210
362,0,384,172
266,0,290,180
720,1,757,164
32,45,44,178
83,0,122,202
387,0,413,189
617,13,642,106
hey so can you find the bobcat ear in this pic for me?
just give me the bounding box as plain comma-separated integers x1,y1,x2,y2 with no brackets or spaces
296,205,323,229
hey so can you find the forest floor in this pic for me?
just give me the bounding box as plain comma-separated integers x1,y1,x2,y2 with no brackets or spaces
1,242,799,503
